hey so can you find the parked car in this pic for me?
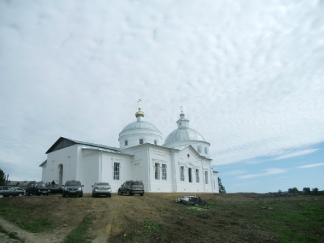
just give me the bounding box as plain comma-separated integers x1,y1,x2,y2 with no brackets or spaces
62,180,84,197
26,182,50,196
13,187,26,196
118,180,144,196
47,184,63,194
92,182,112,197
0,186,24,197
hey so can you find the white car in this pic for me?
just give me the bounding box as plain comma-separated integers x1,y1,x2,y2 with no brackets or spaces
91,182,112,197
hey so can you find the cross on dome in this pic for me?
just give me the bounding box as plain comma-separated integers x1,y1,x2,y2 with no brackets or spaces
135,99,144,119
180,106,185,117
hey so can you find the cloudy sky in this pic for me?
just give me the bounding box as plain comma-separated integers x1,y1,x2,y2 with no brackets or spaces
1,0,323,193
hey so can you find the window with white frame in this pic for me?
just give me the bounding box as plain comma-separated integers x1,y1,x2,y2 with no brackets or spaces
204,147,208,154
139,138,144,144
188,168,192,182
162,164,167,180
180,166,185,181
205,171,208,184
114,163,120,180
155,163,160,179
196,169,199,183
198,146,202,153
154,140,158,145
125,140,128,146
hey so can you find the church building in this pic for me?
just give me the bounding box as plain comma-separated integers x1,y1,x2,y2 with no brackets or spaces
40,104,219,194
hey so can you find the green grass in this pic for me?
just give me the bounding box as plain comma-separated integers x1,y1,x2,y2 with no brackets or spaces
241,199,324,242
0,204,52,233
123,221,166,242
176,196,324,242
64,218,92,243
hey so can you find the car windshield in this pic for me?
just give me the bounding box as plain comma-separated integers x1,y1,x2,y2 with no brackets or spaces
131,181,143,185
65,181,81,186
37,183,46,187
97,183,109,186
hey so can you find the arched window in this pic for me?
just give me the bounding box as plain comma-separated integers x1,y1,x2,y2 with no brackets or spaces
204,147,208,154
197,146,202,153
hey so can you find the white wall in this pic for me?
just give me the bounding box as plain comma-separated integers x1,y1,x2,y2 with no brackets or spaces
82,149,100,192
119,129,163,149
164,140,211,158
44,145,79,186
42,143,217,194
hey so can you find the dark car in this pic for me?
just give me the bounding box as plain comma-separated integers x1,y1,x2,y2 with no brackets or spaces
0,186,24,197
118,180,144,196
14,187,26,196
62,180,84,197
26,182,50,196
92,182,112,197
47,185,63,194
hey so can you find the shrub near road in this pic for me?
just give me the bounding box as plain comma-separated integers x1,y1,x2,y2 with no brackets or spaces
0,193,323,242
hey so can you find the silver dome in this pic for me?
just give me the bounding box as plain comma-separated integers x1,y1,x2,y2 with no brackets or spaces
120,121,161,134
164,128,205,144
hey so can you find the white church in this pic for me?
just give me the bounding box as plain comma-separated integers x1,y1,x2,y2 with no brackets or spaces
40,103,219,194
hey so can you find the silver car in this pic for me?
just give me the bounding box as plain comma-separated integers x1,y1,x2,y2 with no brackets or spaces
91,182,112,197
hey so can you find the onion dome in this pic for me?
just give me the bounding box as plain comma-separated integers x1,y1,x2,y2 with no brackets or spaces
119,102,162,149
164,108,210,155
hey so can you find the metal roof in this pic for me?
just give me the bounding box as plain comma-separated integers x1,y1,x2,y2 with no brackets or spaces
46,137,120,154
164,128,205,145
120,121,161,135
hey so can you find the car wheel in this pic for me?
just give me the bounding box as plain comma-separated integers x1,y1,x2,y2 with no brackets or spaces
126,190,130,196
80,194,83,198
140,193,144,196
118,190,122,196
46,193,49,196
108,194,111,198
62,194,65,197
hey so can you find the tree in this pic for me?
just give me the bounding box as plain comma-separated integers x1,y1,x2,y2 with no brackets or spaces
0,168,6,186
218,177,226,193
303,187,311,195
312,188,319,195
288,187,299,193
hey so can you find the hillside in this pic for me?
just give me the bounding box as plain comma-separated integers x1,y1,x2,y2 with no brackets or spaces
0,193,323,242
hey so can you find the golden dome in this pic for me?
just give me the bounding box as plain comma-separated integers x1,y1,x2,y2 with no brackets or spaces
135,108,144,118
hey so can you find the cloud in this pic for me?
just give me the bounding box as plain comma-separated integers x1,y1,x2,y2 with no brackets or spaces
0,0,323,181
274,149,319,160
222,170,246,176
297,163,324,169
238,168,288,179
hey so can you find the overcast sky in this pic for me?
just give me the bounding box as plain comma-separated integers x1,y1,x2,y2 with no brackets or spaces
1,0,323,193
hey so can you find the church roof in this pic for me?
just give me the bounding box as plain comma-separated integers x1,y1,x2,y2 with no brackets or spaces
46,137,120,154
164,128,205,144
119,104,161,137
164,110,207,145
120,121,161,134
